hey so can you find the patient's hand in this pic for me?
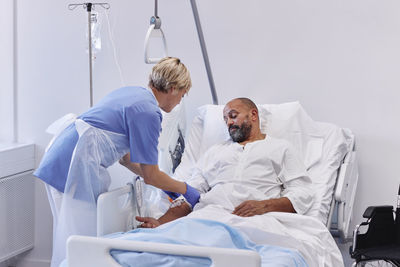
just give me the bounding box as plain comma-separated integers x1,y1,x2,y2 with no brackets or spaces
232,200,266,217
136,216,160,228
233,197,296,216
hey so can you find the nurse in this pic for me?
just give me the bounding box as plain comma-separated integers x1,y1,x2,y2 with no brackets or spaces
34,57,199,267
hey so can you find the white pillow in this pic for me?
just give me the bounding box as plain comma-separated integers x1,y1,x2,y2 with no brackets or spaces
261,102,324,169
192,102,324,170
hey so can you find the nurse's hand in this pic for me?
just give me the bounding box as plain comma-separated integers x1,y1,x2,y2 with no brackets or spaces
136,216,160,228
182,183,200,209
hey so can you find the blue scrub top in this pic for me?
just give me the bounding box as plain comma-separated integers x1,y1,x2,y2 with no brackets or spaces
34,86,163,192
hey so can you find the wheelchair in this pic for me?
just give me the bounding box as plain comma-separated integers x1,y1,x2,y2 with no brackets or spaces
350,205,400,266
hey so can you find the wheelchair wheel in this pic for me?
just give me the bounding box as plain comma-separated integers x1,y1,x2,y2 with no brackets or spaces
355,260,399,267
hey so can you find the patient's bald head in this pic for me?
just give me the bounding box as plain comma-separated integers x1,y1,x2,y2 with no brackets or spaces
235,98,258,113
223,98,263,144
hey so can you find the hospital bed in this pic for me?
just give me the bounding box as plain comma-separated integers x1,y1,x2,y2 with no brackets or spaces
66,102,358,267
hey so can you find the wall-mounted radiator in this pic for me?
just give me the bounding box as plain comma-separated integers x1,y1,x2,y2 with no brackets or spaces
0,143,35,263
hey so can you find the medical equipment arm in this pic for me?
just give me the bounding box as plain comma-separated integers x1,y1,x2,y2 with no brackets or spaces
136,201,192,228
233,197,295,217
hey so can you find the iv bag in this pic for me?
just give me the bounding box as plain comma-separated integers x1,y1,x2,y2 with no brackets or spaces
86,11,102,55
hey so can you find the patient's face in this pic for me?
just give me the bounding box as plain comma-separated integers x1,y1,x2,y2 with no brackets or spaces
223,101,253,143
229,117,252,142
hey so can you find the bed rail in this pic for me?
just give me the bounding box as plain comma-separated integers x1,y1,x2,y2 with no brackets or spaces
329,132,359,241
97,184,136,236
67,235,261,267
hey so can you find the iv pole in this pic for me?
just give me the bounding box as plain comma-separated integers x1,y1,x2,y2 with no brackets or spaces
68,2,110,107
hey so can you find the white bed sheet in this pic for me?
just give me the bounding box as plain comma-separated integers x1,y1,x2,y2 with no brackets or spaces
187,205,343,267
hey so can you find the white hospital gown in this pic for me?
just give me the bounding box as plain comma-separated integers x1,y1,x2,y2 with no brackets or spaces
188,136,314,215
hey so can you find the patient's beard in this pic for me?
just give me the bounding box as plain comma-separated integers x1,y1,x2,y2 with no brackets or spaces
229,120,252,143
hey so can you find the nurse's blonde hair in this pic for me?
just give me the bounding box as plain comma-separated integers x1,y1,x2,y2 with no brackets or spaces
149,57,192,93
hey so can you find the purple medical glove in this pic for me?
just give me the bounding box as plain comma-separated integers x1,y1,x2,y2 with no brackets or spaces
163,190,180,200
182,183,200,209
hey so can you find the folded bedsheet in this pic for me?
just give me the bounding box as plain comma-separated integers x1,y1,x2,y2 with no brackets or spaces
108,218,308,267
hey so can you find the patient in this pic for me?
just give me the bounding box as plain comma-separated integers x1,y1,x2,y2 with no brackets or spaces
136,97,314,228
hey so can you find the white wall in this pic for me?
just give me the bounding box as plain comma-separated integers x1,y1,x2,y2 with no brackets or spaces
0,0,15,142
12,0,400,265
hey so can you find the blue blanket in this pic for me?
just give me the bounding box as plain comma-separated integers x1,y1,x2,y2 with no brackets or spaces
107,218,308,267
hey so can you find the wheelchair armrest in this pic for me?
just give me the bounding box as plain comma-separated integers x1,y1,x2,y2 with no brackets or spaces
351,222,369,253
363,205,393,219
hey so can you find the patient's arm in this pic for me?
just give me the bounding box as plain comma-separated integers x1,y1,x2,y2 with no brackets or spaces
232,197,295,217
136,202,192,228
